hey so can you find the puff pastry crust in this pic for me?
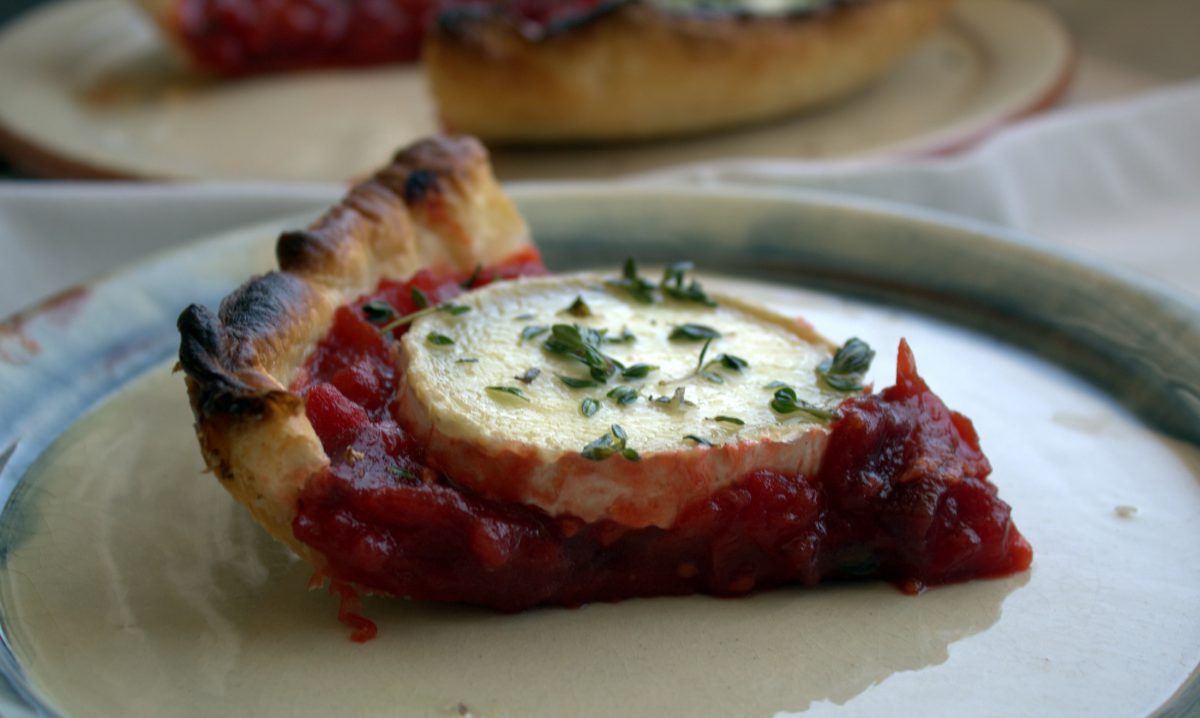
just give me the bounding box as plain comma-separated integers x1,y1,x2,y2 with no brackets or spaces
176,136,532,562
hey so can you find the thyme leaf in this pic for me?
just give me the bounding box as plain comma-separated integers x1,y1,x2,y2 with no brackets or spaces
410,286,430,309
660,261,717,307
557,374,599,389
605,257,657,304
461,264,483,289
670,323,721,342
621,363,658,379
581,398,600,417
817,338,875,393
683,434,714,447
362,301,397,325
606,385,639,406
581,424,637,461
564,295,593,318
711,416,745,426
426,332,454,346
486,386,530,402
770,386,834,421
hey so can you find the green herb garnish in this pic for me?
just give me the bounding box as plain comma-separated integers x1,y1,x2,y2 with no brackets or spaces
456,358,479,364
581,424,638,461
711,415,745,426
717,354,748,371
564,295,593,318
486,386,530,402
683,434,714,447
670,323,721,342
695,337,714,372
817,338,875,392
605,258,657,304
427,332,455,346
410,286,430,309
557,374,599,389
542,323,623,383
362,301,397,325
379,303,470,333
621,363,658,379
660,261,717,307
461,264,482,289
581,398,600,417
607,385,639,406
770,386,834,421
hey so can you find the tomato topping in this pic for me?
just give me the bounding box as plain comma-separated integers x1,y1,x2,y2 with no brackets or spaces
290,256,1030,637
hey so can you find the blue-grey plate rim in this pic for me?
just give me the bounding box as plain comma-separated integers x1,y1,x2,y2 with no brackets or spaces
0,183,1196,717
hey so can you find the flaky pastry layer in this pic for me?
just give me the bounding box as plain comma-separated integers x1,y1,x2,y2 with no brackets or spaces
176,137,532,561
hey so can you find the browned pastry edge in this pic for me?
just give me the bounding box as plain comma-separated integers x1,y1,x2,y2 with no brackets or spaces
175,136,533,560
424,0,956,143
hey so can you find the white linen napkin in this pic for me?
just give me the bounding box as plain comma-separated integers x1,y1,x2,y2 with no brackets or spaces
634,81,1200,302
1,82,1197,321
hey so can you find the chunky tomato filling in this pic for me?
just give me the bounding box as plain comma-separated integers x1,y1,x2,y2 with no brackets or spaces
291,254,1031,639
174,0,435,75
171,0,617,76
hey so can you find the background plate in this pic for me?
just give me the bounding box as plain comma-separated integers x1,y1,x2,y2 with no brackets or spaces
0,187,1197,717
0,0,1071,181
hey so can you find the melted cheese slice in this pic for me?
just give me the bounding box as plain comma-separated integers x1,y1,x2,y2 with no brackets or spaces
396,273,850,528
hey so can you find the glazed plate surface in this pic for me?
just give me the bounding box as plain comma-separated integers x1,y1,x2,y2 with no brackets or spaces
0,187,1197,717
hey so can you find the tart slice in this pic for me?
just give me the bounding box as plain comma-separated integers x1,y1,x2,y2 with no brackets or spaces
178,135,1030,640
425,0,956,143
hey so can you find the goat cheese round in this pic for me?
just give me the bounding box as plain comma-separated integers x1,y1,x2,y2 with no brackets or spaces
395,273,848,528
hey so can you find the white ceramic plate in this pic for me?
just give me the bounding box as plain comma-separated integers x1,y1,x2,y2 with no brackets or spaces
0,0,1072,182
1,187,1197,717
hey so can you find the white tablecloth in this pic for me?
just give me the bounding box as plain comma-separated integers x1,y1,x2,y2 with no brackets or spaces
2,81,1197,320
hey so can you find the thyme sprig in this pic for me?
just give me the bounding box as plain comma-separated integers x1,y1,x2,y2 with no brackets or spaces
378,302,470,333
605,258,657,304
660,261,717,306
670,323,721,342
542,323,625,383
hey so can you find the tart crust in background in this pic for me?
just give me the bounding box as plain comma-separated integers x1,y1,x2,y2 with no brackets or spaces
425,0,956,143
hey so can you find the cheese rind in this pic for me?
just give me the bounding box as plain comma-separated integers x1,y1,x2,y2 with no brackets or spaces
396,274,850,528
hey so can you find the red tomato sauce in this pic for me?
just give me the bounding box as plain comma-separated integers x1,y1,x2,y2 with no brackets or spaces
174,0,436,75
171,0,616,76
291,253,1031,639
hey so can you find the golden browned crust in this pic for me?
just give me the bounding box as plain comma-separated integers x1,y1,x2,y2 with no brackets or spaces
425,0,956,143
176,136,532,562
